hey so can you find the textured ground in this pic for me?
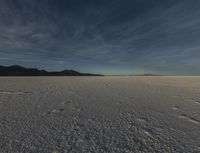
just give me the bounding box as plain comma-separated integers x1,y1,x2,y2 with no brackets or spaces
0,76,200,153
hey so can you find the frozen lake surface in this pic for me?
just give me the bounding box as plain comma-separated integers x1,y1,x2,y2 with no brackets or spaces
0,76,200,153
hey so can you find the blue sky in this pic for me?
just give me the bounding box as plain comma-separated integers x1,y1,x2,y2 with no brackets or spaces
0,0,200,75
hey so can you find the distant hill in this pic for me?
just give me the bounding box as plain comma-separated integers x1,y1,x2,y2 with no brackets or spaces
0,65,103,76
133,74,162,76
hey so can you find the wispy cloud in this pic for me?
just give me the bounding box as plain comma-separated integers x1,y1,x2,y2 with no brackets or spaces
0,0,200,74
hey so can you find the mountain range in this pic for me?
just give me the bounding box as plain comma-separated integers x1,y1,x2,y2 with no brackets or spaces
0,65,103,76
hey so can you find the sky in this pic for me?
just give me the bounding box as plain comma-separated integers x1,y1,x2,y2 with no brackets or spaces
0,0,200,75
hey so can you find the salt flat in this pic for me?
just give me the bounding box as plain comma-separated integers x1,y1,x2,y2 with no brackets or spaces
0,76,200,153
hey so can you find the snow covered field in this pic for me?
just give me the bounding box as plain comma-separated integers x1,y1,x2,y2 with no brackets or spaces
0,76,200,153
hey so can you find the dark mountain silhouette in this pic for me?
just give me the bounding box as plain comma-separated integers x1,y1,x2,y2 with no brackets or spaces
0,65,103,76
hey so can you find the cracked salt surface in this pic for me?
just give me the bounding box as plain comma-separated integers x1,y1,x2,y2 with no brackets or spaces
0,76,200,153
0,90,32,95
178,114,200,125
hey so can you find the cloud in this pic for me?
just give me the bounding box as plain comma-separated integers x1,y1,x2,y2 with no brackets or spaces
0,0,200,74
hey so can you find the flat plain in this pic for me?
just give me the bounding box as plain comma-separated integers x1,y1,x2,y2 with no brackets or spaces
0,76,200,153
